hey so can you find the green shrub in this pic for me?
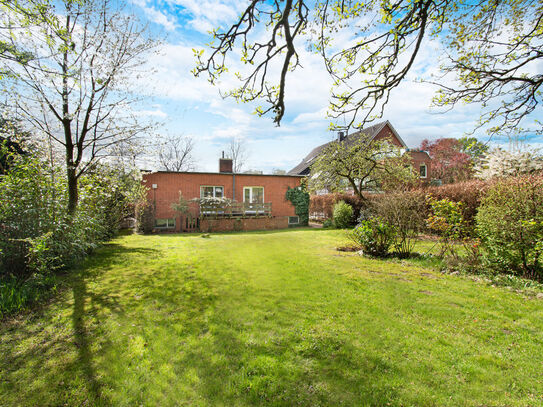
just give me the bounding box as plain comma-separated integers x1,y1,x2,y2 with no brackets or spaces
372,191,426,258
476,175,543,280
348,218,396,257
322,219,334,228
286,186,310,226
0,149,144,316
332,201,353,228
427,196,468,258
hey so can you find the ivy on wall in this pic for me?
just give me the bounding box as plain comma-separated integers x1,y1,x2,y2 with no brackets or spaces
286,185,309,226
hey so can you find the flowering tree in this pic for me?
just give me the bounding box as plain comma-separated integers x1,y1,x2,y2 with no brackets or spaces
475,148,543,180
4,0,157,214
420,138,472,183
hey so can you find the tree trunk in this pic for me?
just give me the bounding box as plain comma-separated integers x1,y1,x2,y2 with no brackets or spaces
67,164,78,215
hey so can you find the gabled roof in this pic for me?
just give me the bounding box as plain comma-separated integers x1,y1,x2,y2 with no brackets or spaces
288,120,407,175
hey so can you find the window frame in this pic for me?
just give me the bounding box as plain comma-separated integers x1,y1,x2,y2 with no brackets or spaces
155,218,175,229
288,216,299,225
420,163,427,179
243,186,265,203
200,185,224,198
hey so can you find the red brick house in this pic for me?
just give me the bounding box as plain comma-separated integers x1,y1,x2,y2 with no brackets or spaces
142,158,304,233
288,120,432,182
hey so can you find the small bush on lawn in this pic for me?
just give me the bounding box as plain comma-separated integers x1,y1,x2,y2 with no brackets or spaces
372,191,426,258
333,201,353,228
476,175,543,281
348,218,395,257
322,219,334,228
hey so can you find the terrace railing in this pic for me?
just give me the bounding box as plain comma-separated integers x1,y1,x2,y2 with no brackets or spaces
200,202,272,218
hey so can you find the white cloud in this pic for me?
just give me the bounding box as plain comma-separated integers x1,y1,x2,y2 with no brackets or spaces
127,1,542,173
132,0,179,31
166,0,246,33
134,108,168,118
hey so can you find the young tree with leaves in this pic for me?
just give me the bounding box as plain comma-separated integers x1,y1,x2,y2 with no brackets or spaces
4,0,157,214
195,0,542,137
309,134,416,199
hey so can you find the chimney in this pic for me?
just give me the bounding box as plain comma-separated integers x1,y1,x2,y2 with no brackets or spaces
338,131,345,142
219,156,233,173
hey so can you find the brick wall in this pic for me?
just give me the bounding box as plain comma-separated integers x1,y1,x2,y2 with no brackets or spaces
142,171,303,232
373,125,405,147
407,150,432,181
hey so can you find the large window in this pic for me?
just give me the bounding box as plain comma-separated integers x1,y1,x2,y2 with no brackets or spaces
243,186,264,203
200,186,224,198
420,163,427,179
155,218,175,228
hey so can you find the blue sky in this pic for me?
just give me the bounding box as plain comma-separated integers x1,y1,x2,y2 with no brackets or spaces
127,0,543,173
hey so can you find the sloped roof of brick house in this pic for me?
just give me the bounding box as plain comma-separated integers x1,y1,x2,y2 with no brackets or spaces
288,120,409,175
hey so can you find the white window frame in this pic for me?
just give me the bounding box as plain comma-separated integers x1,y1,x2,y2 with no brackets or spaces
155,218,175,229
200,185,224,198
243,186,265,203
420,163,427,179
288,216,299,225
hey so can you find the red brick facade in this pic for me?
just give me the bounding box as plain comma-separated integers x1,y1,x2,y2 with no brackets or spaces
406,150,432,182
142,171,303,232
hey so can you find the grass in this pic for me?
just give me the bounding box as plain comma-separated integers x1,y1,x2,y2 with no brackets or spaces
1,229,543,406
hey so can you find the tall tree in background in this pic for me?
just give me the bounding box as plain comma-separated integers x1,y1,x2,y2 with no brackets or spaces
227,138,249,173
157,134,195,172
4,0,157,214
309,135,416,199
420,138,472,183
458,136,489,167
195,1,542,137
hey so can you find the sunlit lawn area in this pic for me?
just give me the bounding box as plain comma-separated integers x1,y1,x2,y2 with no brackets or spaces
1,229,542,406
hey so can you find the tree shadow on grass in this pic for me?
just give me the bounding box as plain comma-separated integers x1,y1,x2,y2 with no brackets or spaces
0,244,160,406
187,316,401,406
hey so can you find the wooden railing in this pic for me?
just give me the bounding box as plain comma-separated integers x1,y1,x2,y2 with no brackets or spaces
200,202,272,218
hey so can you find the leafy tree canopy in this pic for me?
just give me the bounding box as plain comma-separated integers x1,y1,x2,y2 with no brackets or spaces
195,0,542,137
420,138,472,183
309,134,417,198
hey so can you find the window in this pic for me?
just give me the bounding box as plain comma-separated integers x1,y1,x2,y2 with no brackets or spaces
200,186,224,198
155,218,175,228
288,216,299,225
420,163,427,178
243,186,264,203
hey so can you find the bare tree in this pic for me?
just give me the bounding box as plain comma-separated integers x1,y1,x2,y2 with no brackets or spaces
4,0,158,213
157,134,195,172
227,137,249,173
195,1,543,137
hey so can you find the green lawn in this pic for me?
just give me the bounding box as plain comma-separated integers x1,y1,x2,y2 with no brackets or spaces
1,229,542,406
